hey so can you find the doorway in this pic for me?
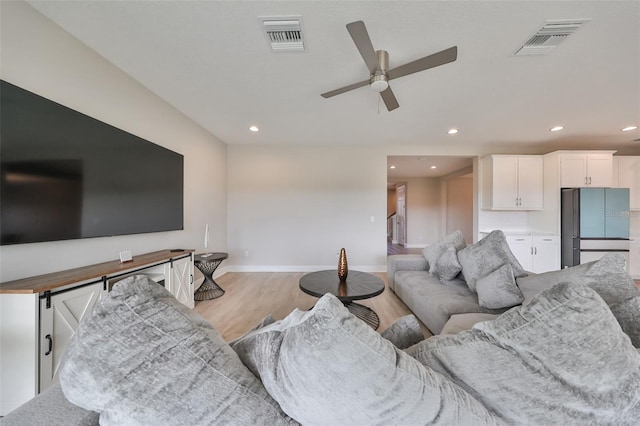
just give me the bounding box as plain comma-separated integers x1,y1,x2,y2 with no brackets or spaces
387,156,474,254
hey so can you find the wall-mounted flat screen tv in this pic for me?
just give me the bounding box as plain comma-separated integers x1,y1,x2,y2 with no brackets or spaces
1,80,184,245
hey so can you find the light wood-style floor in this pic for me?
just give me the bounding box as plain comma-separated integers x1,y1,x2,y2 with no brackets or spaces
193,272,432,341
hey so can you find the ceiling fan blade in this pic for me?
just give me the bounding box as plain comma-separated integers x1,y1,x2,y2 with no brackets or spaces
321,79,370,98
387,46,457,80
346,21,378,74
380,86,399,111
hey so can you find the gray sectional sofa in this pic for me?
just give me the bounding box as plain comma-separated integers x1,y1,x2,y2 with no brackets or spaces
3,237,640,425
387,254,507,334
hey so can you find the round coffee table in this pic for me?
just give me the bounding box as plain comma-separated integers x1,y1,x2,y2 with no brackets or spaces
299,270,385,329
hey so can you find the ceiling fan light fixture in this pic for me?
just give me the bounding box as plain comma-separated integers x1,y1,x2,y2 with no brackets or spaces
370,74,389,92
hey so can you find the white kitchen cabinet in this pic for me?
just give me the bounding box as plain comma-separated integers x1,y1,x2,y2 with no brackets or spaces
629,235,640,278
616,156,640,210
559,152,613,188
482,155,543,210
39,282,103,391
506,234,560,273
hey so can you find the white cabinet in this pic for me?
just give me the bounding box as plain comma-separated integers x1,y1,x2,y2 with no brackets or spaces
560,152,613,188
506,235,560,273
165,255,195,309
482,155,543,210
39,282,103,391
629,235,640,278
615,156,640,210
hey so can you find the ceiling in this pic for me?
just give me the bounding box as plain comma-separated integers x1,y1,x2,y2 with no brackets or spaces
388,156,472,179
27,1,640,154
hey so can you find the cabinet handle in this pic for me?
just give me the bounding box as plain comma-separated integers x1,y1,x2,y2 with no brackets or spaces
531,247,534,255
534,247,537,255
44,334,52,356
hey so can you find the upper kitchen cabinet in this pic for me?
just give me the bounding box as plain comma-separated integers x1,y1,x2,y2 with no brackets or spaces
559,152,614,188
482,155,543,210
615,156,640,210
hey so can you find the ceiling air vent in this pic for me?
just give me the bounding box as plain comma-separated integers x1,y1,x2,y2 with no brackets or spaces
515,19,590,56
261,17,305,52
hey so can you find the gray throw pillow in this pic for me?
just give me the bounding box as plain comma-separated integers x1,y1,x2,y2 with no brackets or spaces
380,314,425,349
406,282,640,424
232,293,501,426
475,264,523,309
423,230,466,275
517,253,637,304
59,275,294,426
610,295,640,348
457,230,526,291
434,246,463,281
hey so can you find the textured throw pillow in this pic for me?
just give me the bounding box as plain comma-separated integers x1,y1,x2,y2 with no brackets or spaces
380,314,425,349
232,293,501,426
59,275,293,426
475,264,524,309
517,253,638,304
515,253,640,343
406,282,640,425
423,230,466,275
457,229,526,291
434,246,463,281
610,295,640,348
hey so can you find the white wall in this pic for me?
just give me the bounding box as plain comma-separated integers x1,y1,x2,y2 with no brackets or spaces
444,176,473,243
227,145,388,271
402,177,441,248
0,1,227,282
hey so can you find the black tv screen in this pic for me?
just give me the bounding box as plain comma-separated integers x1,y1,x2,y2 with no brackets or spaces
1,80,184,245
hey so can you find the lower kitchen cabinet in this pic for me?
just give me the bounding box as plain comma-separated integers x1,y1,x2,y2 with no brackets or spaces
506,235,560,274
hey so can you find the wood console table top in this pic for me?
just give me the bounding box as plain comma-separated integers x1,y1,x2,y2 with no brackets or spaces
0,249,194,294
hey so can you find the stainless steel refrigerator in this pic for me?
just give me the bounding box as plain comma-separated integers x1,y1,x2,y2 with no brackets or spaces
561,188,630,268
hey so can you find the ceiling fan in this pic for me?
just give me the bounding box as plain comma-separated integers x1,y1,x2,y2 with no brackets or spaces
321,21,457,111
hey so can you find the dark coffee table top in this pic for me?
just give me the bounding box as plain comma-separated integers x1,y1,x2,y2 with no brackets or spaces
299,270,385,303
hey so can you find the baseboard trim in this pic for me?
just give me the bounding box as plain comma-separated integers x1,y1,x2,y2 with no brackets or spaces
404,244,428,249
225,265,387,273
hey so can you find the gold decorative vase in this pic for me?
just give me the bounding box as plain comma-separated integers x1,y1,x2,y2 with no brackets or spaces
338,248,348,281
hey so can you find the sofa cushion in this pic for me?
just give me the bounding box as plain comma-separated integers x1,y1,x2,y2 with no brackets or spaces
380,314,425,349
457,230,526,291
423,230,466,276
440,313,500,335
516,253,640,344
393,270,507,334
475,264,524,309
231,293,501,426
610,295,640,348
434,246,463,281
406,282,640,424
59,275,294,426
516,253,637,304
0,382,99,426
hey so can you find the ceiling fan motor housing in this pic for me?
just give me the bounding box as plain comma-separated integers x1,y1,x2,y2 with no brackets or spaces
371,50,389,92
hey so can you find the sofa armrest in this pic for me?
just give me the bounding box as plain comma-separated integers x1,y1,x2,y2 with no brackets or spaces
0,383,99,426
387,254,428,292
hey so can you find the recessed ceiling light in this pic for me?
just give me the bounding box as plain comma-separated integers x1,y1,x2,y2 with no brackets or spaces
389,165,396,169
550,126,564,132
622,126,638,132
430,166,437,169
447,128,458,135
249,125,259,132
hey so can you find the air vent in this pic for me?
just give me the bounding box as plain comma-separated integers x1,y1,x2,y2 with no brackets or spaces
261,17,305,52
515,19,590,56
